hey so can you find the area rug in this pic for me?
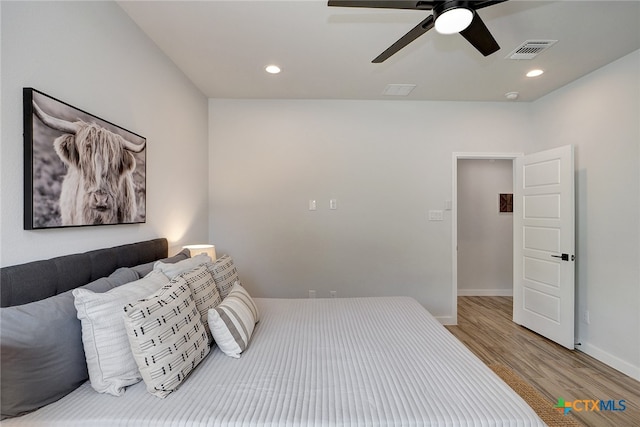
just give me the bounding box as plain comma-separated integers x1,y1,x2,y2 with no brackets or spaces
489,364,583,427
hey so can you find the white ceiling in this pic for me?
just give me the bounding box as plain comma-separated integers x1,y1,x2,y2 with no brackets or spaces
118,0,640,102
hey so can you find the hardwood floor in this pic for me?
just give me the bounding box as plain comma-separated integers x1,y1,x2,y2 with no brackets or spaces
445,297,640,427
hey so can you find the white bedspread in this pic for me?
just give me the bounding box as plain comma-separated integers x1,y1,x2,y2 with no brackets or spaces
5,297,546,426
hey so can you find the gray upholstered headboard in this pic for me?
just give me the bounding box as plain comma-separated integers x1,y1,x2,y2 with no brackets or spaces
0,238,168,307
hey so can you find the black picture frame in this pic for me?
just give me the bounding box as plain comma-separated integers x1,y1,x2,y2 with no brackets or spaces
499,193,513,213
23,88,147,229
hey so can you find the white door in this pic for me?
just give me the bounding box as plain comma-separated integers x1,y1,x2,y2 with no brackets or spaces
513,145,575,349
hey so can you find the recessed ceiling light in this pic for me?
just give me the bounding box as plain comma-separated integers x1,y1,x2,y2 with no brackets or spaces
526,69,544,78
265,65,281,74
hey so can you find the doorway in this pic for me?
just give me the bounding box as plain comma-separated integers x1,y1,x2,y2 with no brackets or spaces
451,153,522,324
457,159,513,295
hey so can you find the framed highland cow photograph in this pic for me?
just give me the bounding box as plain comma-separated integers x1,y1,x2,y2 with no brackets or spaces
23,88,146,229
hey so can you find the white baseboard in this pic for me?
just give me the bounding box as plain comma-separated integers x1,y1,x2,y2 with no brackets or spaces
578,341,640,381
435,315,456,325
457,289,513,297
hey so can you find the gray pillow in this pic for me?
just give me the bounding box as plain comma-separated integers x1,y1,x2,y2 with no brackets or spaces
130,248,189,278
0,267,138,420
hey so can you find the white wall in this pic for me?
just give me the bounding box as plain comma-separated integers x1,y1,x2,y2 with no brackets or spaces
529,50,640,380
0,1,210,266
209,99,530,321
209,51,640,378
457,159,513,296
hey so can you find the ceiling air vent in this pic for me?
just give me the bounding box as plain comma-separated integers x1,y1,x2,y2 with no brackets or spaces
506,40,557,60
382,84,416,96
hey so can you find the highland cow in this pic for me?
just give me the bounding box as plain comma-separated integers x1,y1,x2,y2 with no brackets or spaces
32,101,145,225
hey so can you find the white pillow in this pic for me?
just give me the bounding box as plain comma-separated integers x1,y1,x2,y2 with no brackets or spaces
153,253,211,279
207,282,259,358
171,265,221,341
123,281,210,398
72,270,169,396
205,255,241,299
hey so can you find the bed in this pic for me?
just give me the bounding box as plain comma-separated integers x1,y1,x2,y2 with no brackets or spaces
1,238,546,426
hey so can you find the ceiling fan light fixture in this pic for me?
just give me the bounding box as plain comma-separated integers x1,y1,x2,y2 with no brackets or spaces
435,7,473,35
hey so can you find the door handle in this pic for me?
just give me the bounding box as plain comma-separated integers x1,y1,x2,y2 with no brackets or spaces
551,253,574,261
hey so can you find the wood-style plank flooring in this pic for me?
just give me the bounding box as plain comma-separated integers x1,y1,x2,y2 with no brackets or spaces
445,297,640,427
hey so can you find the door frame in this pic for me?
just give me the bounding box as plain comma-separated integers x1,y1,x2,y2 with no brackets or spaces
451,152,523,324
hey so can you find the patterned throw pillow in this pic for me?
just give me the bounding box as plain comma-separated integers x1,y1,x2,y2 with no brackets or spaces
123,281,209,398
207,282,259,358
171,265,221,341
205,255,241,299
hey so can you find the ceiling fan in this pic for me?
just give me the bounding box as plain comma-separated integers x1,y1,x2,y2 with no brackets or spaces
328,1,507,63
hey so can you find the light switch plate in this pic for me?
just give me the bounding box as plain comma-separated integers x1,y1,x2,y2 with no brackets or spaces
428,210,444,221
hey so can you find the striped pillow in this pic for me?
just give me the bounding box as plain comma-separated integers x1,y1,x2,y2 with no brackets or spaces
172,265,221,342
123,281,210,398
73,270,170,396
207,282,259,358
205,255,241,299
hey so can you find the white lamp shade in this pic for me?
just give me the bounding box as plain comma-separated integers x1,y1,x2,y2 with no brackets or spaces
183,244,216,261
435,7,473,34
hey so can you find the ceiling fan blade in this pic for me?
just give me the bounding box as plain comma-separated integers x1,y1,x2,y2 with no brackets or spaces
327,1,436,10
472,0,508,11
372,15,434,63
459,12,500,56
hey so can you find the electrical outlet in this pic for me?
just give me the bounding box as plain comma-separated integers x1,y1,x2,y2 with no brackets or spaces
309,290,316,299
330,290,337,298
583,310,591,324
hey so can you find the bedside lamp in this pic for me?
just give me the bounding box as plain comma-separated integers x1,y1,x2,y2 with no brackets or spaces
183,244,216,261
